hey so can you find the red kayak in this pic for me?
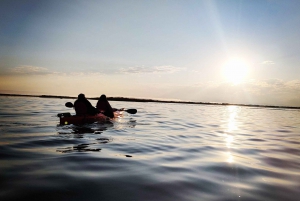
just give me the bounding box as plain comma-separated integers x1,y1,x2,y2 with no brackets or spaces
58,111,122,125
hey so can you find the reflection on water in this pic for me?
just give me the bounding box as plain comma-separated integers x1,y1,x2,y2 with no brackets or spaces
226,152,234,163
223,106,239,163
57,143,101,153
225,135,234,148
0,97,300,201
56,120,122,152
225,106,238,133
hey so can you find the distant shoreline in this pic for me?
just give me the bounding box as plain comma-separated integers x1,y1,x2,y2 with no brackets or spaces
0,93,299,110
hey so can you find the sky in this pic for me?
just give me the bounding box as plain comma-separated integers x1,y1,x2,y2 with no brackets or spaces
1,0,300,106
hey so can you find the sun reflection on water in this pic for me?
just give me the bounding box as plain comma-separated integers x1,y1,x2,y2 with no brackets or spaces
223,106,239,163
225,135,233,148
226,106,238,133
227,152,234,163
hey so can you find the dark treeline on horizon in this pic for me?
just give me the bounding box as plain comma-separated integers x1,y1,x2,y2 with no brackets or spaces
0,93,299,110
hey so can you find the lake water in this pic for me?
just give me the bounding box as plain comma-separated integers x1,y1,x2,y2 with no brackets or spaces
0,96,299,201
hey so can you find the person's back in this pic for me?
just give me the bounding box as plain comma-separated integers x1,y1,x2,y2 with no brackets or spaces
96,94,114,118
74,94,97,116
74,100,87,116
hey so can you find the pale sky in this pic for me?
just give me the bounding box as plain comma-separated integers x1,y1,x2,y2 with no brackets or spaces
1,0,300,106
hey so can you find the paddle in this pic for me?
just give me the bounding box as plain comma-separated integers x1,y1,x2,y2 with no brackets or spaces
65,102,74,108
117,108,137,114
64,102,137,114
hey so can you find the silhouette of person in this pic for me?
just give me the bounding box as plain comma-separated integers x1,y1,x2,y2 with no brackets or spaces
74,93,97,116
96,94,114,118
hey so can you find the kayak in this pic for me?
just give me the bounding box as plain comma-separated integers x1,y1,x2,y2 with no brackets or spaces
58,102,136,125
58,111,122,125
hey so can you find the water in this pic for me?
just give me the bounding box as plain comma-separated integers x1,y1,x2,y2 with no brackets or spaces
0,96,299,201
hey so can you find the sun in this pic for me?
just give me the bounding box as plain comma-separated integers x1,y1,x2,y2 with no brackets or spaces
222,58,248,84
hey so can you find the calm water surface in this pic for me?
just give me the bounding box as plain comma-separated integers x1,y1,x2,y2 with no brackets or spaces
0,96,299,201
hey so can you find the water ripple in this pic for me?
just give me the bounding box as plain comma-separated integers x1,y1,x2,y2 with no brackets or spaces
0,97,300,201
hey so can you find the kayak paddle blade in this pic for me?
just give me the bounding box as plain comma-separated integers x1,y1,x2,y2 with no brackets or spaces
126,109,137,114
65,102,74,108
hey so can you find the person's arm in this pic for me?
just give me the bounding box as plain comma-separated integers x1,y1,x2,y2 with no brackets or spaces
105,101,114,118
85,100,98,115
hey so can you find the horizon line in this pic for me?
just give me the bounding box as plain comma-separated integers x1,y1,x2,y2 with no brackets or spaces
0,93,299,110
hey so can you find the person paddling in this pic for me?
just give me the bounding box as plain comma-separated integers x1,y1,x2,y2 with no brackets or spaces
96,94,114,118
74,93,98,116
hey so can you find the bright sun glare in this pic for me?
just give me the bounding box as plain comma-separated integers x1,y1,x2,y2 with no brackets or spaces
222,58,248,84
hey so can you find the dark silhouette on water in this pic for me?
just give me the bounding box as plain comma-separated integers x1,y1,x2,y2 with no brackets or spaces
96,94,114,118
74,93,98,116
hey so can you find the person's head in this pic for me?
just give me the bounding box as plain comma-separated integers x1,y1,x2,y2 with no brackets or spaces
78,93,85,100
99,94,107,101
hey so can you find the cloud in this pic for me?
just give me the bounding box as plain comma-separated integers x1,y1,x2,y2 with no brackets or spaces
157,79,300,107
67,72,105,77
119,65,184,74
244,79,300,106
11,65,51,75
9,64,184,76
244,79,300,93
9,66,107,77
261,60,275,65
